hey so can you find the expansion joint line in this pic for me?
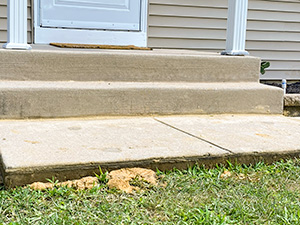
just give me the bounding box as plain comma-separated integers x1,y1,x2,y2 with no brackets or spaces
154,118,234,154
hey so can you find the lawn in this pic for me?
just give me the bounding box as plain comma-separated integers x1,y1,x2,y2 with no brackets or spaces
1,159,300,224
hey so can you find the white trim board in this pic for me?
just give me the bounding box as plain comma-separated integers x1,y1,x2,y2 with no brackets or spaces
33,0,148,47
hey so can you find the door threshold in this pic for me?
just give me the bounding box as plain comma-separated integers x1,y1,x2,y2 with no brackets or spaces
50,43,152,50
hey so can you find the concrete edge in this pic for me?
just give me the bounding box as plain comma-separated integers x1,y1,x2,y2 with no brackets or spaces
3,150,300,188
284,94,300,107
284,106,300,117
284,94,300,116
0,154,5,185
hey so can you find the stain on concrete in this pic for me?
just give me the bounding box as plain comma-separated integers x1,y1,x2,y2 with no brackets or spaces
255,133,271,138
68,126,82,130
24,140,40,144
102,148,122,153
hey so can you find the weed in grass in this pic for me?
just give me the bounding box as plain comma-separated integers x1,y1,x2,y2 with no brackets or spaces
95,167,109,185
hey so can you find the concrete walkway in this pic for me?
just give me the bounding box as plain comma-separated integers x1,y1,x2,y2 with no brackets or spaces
1,114,300,187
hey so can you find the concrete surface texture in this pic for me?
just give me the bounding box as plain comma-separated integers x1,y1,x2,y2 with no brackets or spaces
1,115,300,187
0,47,259,82
0,81,283,119
285,94,300,106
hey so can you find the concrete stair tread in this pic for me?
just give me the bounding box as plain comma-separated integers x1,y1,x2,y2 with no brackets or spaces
0,80,281,89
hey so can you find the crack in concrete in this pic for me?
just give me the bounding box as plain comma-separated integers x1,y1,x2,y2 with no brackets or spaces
154,118,234,154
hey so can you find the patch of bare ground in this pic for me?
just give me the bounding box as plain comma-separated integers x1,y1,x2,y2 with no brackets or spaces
286,181,300,192
220,170,261,182
30,176,99,190
29,168,159,193
107,168,158,194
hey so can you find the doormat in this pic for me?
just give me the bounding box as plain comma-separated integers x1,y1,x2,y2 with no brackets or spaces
50,43,152,50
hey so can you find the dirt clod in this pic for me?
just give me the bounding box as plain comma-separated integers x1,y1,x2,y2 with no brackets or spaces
107,168,157,193
220,170,232,179
30,176,98,191
29,168,158,193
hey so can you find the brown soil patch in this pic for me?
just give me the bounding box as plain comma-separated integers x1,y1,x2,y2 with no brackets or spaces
220,170,232,179
30,176,98,191
29,168,158,193
220,170,261,182
107,168,157,193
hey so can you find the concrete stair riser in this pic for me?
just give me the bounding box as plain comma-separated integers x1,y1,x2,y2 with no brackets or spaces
0,49,259,82
0,82,283,119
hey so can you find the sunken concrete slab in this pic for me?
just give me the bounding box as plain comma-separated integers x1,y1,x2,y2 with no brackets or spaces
1,115,300,188
0,81,283,119
0,47,259,82
156,115,300,154
0,117,228,187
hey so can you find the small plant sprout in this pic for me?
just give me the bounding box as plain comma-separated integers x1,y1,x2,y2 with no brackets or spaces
261,61,270,75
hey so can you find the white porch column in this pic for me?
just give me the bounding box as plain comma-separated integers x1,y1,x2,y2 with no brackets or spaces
3,0,31,50
221,0,248,56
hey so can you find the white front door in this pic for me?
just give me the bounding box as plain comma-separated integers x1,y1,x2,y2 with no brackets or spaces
34,0,148,46
40,0,141,31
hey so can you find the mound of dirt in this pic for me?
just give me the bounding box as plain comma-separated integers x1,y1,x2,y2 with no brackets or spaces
107,168,157,193
30,176,99,191
29,168,158,193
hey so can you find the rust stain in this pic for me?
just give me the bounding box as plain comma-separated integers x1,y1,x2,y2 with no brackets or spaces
255,133,271,138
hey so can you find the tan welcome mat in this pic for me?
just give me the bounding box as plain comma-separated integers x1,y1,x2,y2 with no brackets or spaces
50,43,152,50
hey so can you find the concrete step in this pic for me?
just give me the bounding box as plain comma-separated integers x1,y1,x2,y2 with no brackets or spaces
0,81,283,119
0,48,259,82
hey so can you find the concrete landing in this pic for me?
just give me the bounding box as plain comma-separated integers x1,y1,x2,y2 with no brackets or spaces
1,115,300,187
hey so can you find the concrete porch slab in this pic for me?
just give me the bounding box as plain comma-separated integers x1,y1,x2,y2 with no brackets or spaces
1,115,300,187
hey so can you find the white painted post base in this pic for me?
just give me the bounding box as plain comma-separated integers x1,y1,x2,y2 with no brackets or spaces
222,0,249,56
3,43,31,50
3,0,31,50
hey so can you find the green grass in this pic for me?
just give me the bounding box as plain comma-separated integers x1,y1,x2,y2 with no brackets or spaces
1,159,300,224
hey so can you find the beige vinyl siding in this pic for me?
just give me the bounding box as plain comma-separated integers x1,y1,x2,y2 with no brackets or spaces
0,0,32,44
248,0,300,80
148,0,227,51
148,0,300,80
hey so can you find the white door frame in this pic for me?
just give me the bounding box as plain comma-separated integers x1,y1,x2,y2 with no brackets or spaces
33,0,148,47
